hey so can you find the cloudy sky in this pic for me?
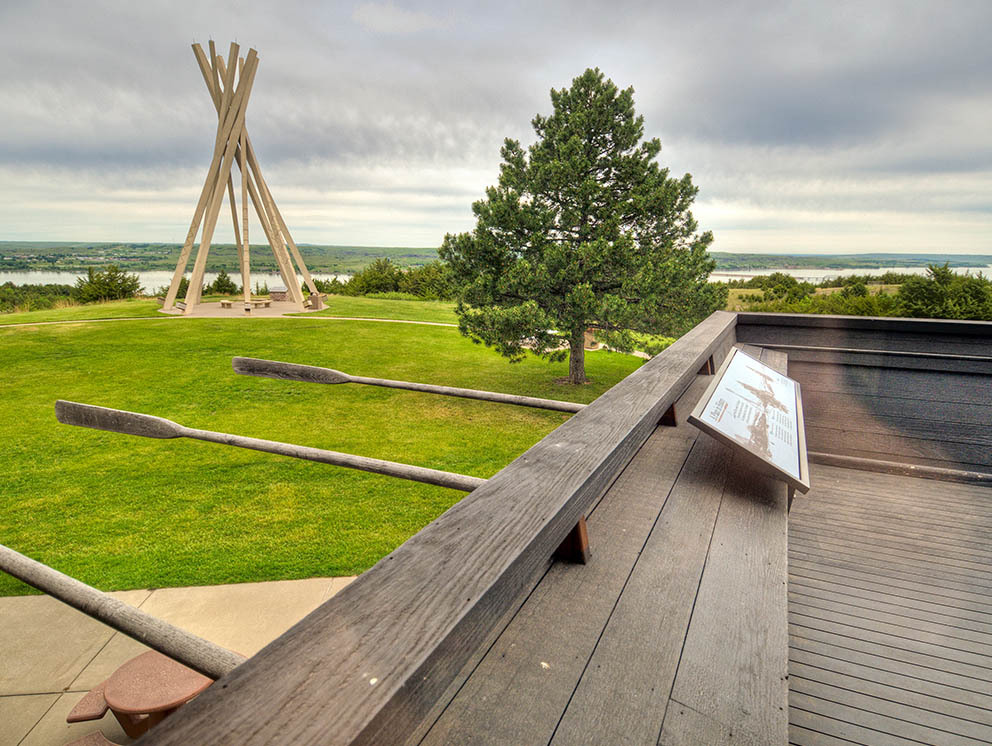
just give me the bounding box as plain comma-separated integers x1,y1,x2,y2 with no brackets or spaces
1,0,990,254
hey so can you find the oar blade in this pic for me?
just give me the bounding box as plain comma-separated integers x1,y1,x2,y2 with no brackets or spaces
55,400,183,439
232,357,351,385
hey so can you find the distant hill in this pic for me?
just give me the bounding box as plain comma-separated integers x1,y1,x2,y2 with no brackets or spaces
0,241,438,273
710,252,992,271
2,241,990,274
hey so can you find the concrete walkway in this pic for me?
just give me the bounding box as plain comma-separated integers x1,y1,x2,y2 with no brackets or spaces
158,300,314,318
0,575,355,746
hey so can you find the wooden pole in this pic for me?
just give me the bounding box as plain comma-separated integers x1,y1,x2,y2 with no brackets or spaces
214,57,309,305
212,57,302,306
249,157,319,297
240,125,250,303
185,49,258,311
56,401,487,493
231,357,587,413
193,48,282,302
227,179,242,281
162,42,241,311
244,151,309,302
0,543,245,680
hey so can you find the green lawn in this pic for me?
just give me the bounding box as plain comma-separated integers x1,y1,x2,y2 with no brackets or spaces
302,294,458,324
0,316,641,596
0,298,166,325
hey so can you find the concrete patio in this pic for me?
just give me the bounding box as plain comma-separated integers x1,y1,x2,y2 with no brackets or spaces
0,575,355,746
157,300,322,318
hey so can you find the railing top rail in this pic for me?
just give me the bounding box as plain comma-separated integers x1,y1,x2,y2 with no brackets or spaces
145,310,738,746
737,311,992,336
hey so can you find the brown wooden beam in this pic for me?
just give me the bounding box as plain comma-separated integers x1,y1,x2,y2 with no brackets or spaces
554,516,590,564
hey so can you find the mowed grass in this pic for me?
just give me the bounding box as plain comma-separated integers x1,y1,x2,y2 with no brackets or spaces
0,298,166,325
304,294,458,324
0,316,641,596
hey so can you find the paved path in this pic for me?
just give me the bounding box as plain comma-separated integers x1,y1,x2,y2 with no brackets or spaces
0,575,355,745
0,313,456,329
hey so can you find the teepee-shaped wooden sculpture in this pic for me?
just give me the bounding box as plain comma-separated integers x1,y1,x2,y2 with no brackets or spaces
163,41,319,314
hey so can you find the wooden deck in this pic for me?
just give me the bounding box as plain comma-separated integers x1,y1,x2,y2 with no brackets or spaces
414,369,790,745
139,312,991,745
788,464,992,745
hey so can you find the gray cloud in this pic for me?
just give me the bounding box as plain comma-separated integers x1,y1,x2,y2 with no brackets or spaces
0,0,989,252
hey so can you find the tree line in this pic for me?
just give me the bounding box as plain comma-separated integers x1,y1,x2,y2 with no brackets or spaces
1,266,144,313
726,265,992,320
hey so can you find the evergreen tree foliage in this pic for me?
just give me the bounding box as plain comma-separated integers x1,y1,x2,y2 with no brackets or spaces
440,68,724,383
209,269,239,295
74,265,142,303
898,263,992,320
349,258,404,295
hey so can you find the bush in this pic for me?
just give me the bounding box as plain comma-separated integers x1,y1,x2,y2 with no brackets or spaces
209,269,239,295
349,258,403,295
898,264,992,320
0,282,75,313
309,261,457,300
74,265,142,303
398,261,454,300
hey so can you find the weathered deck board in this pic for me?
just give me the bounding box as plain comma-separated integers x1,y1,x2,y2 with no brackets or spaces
788,463,992,746
420,348,790,745
735,313,992,357
143,313,738,746
789,578,992,635
550,437,729,746
418,424,700,745
664,452,789,743
418,371,727,745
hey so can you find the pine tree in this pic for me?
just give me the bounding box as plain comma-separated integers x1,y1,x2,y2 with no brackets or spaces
441,69,725,383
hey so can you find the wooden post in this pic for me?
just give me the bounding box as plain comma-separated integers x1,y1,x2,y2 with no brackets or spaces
193,47,278,303
170,41,319,313
164,42,243,311
554,516,590,564
185,49,258,312
214,56,303,307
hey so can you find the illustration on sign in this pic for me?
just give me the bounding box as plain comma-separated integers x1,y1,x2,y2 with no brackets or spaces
695,349,801,481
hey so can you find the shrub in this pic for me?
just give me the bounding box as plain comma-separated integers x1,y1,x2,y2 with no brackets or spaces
209,269,239,295
898,264,992,320
74,265,142,303
0,282,75,313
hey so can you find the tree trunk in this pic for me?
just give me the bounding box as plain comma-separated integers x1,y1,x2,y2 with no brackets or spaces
568,329,587,384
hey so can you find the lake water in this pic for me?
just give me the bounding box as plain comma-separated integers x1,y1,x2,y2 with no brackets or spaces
2,265,990,290
712,265,992,283
0,270,351,293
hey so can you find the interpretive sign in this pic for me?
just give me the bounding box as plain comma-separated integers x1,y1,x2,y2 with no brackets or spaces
688,348,810,493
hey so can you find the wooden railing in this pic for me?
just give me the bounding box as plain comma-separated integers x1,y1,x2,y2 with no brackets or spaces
143,310,738,745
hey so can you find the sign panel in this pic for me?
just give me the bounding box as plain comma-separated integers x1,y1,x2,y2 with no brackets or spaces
688,348,809,492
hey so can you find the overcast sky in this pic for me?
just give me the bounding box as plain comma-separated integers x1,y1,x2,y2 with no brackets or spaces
1,0,990,254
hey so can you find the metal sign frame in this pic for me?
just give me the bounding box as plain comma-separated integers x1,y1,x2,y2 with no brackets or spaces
688,347,810,493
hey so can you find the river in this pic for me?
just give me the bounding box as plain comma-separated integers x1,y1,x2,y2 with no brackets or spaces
1,265,990,290
712,265,992,282
0,270,350,293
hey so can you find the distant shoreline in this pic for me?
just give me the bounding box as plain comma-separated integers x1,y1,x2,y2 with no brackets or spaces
1,241,990,274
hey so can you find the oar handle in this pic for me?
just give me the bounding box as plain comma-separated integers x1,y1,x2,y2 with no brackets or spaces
232,357,585,413
56,400,485,493
187,428,486,492
0,543,245,680
349,375,585,413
